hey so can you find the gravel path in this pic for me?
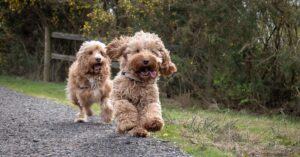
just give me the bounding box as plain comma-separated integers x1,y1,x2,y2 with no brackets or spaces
0,87,188,157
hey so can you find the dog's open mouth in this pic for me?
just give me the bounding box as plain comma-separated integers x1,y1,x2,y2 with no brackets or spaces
137,67,157,78
93,63,102,72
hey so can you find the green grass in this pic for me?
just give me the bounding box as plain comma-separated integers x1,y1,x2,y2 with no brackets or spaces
154,103,300,156
1,75,300,157
0,75,101,113
0,75,68,104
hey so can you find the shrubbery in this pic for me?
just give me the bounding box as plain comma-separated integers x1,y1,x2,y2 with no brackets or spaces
0,0,299,114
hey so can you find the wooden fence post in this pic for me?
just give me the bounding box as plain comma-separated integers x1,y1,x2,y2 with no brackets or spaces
43,26,51,81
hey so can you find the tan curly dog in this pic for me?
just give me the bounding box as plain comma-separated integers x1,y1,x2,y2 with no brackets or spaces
107,31,177,137
67,41,114,123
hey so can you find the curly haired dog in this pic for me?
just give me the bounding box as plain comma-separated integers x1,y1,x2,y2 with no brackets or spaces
106,31,177,137
66,41,114,123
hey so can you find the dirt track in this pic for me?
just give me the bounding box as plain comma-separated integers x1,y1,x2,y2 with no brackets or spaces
0,87,188,157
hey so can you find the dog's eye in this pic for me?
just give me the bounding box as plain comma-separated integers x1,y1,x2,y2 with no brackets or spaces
136,49,140,53
152,50,162,58
101,51,107,57
88,51,93,55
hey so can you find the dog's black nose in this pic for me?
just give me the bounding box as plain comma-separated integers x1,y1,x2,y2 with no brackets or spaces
96,58,101,63
143,60,149,65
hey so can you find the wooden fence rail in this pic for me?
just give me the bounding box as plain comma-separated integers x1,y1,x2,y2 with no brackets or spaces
51,53,76,62
51,32,88,41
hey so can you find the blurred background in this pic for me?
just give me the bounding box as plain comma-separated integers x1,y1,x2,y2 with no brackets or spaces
0,0,300,115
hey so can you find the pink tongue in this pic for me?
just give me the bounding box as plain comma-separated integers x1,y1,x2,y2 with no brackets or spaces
150,71,157,78
94,65,101,71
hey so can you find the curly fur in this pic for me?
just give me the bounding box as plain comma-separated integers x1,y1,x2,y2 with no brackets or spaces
107,31,177,137
66,40,114,123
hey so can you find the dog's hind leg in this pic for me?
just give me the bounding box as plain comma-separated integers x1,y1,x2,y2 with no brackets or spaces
114,100,137,134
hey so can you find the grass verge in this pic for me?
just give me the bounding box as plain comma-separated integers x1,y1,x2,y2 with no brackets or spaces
0,75,299,157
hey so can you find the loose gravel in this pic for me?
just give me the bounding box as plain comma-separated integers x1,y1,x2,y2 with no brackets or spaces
0,87,188,157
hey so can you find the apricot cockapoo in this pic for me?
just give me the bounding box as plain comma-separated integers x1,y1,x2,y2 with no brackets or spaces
107,31,177,137
66,41,114,123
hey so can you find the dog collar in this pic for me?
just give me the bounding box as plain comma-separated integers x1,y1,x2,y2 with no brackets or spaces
121,71,144,83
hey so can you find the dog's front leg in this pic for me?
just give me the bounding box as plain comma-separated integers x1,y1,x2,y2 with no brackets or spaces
74,90,92,123
126,102,164,137
99,82,114,123
100,97,114,123
141,102,164,132
114,99,138,134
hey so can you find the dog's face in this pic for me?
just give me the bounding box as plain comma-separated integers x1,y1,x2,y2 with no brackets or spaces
76,41,109,75
107,31,177,82
123,40,163,81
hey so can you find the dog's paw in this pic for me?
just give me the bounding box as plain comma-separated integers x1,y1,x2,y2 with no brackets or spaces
117,122,135,134
129,127,149,137
74,117,88,123
144,117,164,132
101,112,113,123
74,113,88,123
86,110,93,117
101,107,114,123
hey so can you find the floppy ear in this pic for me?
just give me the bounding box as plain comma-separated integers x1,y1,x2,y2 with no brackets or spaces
106,36,129,60
76,49,90,74
160,49,177,76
